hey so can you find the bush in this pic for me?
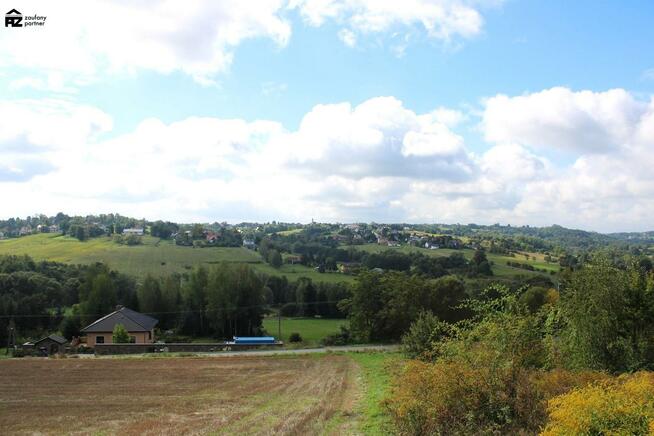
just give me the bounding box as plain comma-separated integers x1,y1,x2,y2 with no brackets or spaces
401,311,452,360
75,345,94,354
542,372,654,435
387,361,606,435
11,348,25,358
322,325,351,346
288,332,302,343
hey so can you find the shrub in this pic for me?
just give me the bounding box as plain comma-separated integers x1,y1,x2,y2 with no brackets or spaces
288,332,302,343
76,345,94,354
11,348,25,358
112,323,130,343
387,361,606,435
542,372,654,435
400,311,452,360
322,325,351,346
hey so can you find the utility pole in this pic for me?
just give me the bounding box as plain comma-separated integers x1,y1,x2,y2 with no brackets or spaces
277,305,281,342
6,319,15,355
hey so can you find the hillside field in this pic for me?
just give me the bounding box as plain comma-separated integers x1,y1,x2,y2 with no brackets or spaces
348,243,559,278
0,234,353,283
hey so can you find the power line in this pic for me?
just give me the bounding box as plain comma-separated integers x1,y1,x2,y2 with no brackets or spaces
0,300,346,319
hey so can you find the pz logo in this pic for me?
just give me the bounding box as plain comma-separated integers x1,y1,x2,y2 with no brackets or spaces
5,9,22,27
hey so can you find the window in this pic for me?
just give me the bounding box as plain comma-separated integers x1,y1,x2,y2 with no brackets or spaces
96,336,105,344
129,336,136,343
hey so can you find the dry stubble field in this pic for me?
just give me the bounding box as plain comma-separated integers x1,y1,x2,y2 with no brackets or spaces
0,355,361,435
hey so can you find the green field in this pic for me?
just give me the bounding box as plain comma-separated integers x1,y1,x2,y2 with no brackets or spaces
262,317,348,345
0,233,353,283
348,243,558,277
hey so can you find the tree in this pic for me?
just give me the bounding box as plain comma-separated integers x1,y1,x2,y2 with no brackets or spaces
112,323,130,343
269,250,283,268
82,273,117,324
347,272,469,342
138,275,163,314
180,267,208,335
560,258,654,371
205,263,265,338
470,248,493,276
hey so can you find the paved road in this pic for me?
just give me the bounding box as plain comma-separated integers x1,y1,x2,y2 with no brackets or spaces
82,344,399,359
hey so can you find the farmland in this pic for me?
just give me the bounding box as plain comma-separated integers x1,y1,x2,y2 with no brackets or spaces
0,233,353,283
0,353,399,435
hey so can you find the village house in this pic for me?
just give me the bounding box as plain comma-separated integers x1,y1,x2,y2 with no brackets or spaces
285,255,302,264
205,231,219,243
19,226,32,236
243,238,256,249
81,306,158,346
122,228,144,236
337,262,362,274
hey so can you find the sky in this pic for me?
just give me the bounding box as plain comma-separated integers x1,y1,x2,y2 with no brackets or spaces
1,0,654,232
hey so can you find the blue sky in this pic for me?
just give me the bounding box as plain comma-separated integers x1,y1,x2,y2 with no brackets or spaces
1,0,654,231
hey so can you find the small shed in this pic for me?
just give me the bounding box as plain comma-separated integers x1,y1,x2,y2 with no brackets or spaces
33,334,68,356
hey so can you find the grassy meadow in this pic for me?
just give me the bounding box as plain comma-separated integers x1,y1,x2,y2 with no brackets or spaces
262,317,348,345
0,233,353,283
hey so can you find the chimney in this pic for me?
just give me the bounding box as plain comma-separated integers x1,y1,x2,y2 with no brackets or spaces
115,305,124,311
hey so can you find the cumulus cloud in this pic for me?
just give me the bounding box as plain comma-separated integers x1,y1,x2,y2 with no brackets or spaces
290,0,500,47
270,96,475,181
0,0,291,86
0,99,112,182
481,87,650,153
3,89,654,231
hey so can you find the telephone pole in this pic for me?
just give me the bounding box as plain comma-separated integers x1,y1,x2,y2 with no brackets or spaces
277,306,281,342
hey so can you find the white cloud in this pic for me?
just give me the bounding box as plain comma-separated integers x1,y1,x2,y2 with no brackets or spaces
271,96,475,180
3,89,654,231
290,0,498,47
338,28,357,47
481,87,649,153
261,81,288,96
0,0,291,87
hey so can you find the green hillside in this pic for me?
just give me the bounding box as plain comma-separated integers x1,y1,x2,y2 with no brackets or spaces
0,233,353,283
348,243,559,277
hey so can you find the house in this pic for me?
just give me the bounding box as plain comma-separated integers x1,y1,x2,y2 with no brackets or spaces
243,238,256,249
205,231,219,243
19,226,32,236
81,306,158,347
285,255,302,264
123,228,144,236
49,224,60,233
337,262,362,274
32,334,68,356
0,231,4,239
